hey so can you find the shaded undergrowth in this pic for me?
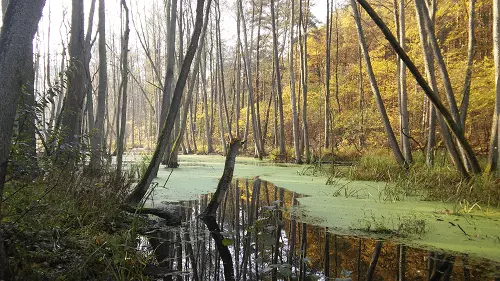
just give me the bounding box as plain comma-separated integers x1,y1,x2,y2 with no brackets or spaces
2,166,151,280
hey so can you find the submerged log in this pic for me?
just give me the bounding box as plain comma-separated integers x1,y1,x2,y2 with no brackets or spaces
121,205,181,226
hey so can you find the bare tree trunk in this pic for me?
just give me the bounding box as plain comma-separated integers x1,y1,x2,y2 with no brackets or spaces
334,8,341,115
460,0,476,126
237,0,264,159
414,0,468,177
325,0,332,150
93,0,107,167
58,0,86,165
170,3,210,164
359,44,365,148
127,0,208,206
397,0,412,163
254,0,264,157
201,45,213,153
0,0,45,276
356,0,481,175
299,0,310,163
216,1,232,140
489,0,500,173
161,0,178,165
270,0,286,156
235,5,242,140
419,0,437,167
289,0,302,164
350,0,407,168
116,0,130,177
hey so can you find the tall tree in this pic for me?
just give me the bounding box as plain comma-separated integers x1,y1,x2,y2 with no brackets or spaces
270,0,286,156
116,0,130,176
237,0,264,159
5,0,38,174
289,0,302,164
414,0,468,177
161,0,178,166
0,0,46,275
127,0,209,206
459,0,476,126
170,0,211,166
397,0,412,163
299,0,311,163
90,0,108,170
58,0,86,165
350,0,407,168
83,0,97,170
355,0,481,176
489,0,500,172
324,0,332,149
201,43,213,153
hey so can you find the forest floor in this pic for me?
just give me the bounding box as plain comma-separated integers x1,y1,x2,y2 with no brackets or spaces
147,154,500,264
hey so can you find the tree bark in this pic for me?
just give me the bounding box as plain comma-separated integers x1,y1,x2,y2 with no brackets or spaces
0,0,46,276
489,0,500,173
58,0,86,165
127,0,208,206
161,0,178,166
170,0,211,165
94,0,107,167
397,0,412,163
237,0,264,159
325,0,332,150
299,0,311,163
201,44,213,153
116,0,130,177
270,0,286,156
350,0,407,168
414,0,469,177
289,0,302,164
459,0,476,126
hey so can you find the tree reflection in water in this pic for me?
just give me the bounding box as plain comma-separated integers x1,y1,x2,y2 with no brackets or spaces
139,179,500,280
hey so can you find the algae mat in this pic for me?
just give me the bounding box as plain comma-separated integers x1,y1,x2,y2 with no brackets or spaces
148,154,500,263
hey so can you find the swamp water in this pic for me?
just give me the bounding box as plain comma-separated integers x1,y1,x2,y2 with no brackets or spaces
137,155,500,280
